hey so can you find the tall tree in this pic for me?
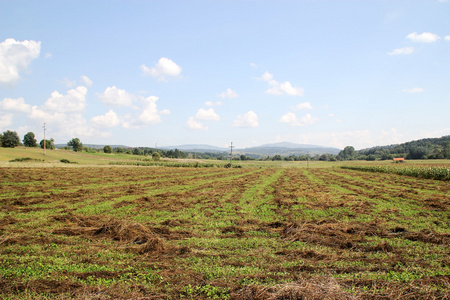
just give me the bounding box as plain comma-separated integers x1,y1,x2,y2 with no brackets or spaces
68,138,83,152
40,138,55,150
23,132,37,147
338,146,355,160
1,130,20,148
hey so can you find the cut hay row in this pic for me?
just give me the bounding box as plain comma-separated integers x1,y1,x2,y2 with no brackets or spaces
109,160,241,168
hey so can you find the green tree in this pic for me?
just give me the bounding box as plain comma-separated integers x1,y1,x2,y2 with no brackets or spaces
40,138,55,150
152,152,161,161
272,155,282,161
68,138,83,152
444,142,450,159
23,132,37,147
338,146,355,160
103,145,112,153
1,130,21,148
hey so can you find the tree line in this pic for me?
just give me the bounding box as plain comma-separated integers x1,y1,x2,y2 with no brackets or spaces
1,130,449,161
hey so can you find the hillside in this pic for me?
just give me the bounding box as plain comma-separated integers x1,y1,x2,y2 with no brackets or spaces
357,135,450,160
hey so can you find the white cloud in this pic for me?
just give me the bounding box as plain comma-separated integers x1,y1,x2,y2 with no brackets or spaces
91,109,120,128
293,102,313,110
187,117,208,130
81,75,93,87
141,57,182,81
44,86,87,112
406,32,440,43
388,47,414,55
98,86,134,107
0,97,31,113
261,71,274,82
232,111,258,128
218,88,238,98
280,112,318,127
250,62,258,68
195,108,220,121
403,87,424,93
205,101,222,107
261,71,304,96
445,35,450,41
0,38,41,85
137,96,168,125
0,114,13,129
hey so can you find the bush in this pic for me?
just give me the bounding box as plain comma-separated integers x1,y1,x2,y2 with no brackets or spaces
60,159,76,164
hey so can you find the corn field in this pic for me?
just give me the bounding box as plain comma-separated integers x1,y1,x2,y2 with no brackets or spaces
341,165,450,181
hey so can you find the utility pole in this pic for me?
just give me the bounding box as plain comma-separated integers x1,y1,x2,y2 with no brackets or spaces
229,142,234,167
307,151,310,168
43,123,46,155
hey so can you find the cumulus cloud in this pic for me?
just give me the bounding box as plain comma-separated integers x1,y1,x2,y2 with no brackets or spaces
195,108,220,121
141,57,182,81
260,71,304,96
218,88,238,98
98,86,134,107
44,86,87,112
445,35,450,41
187,117,208,130
29,106,108,139
232,111,258,128
91,109,120,128
0,114,13,129
388,47,414,55
280,112,318,127
293,102,313,110
403,87,424,93
0,38,41,85
136,96,169,125
0,97,31,113
406,32,440,43
187,107,220,130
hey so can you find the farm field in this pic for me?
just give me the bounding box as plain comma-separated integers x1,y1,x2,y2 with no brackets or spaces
0,164,449,299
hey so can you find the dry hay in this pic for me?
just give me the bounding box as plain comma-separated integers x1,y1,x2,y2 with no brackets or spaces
51,214,172,254
231,276,357,300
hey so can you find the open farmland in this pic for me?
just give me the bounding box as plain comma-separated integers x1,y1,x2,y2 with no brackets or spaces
0,165,449,299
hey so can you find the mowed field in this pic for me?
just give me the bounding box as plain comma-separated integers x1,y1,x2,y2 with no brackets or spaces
0,161,449,299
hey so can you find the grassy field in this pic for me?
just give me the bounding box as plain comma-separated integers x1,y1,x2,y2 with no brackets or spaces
0,148,449,299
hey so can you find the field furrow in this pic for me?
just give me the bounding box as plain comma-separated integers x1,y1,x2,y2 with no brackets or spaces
0,165,449,299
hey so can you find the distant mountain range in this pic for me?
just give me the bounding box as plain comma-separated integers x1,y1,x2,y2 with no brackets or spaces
56,142,341,156
162,142,341,156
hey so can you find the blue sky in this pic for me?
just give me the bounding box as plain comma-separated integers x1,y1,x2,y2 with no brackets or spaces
1,0,449,150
